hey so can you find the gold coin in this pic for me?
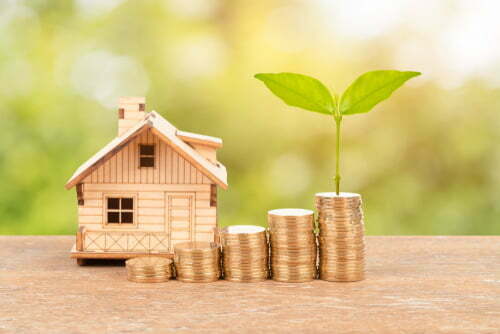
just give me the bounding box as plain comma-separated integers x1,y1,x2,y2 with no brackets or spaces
224,263,268,270
223,259,268,267
221,225,266,236
319,274,364,282
268,208,314,217
126,257,172,268
270,233,313,240
223,257,268,264
221,240,267,247
175,265,220,273
174,241,219,254
319,253,364,260
177,277,219,283
221,246,268,254
128,277,170,283
270,245,316,252
224,276,268,283
174,251,220,259
225,267,269,273
319,262,364,269
128,268,172,275
175,254,220,263
319,267,364,274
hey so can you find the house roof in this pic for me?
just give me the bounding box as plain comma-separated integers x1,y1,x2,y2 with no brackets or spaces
65,111,227,190
177,130,222,148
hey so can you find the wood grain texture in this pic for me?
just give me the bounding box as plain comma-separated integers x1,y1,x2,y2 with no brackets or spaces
0,236,499,333
84,129,212,185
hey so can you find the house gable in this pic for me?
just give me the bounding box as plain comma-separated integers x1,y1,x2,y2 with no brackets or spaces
65,111,228,189
82,128,213,185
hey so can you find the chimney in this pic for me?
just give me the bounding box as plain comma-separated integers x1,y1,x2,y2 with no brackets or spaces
117,96,147,136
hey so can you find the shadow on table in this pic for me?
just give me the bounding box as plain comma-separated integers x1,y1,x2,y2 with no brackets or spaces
80,259,126,267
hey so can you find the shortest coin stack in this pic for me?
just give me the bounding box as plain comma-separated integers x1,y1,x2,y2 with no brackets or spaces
221,225,269,282
174,241,221,283
126,257,172,283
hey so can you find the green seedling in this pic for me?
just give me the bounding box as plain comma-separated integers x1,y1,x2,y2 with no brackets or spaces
255,70,421,195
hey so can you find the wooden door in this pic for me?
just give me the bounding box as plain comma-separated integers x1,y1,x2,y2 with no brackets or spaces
165,192,195,252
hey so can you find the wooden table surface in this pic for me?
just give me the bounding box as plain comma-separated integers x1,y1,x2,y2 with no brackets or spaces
0,236,499,334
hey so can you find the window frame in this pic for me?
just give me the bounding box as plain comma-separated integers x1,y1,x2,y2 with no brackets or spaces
138,144,156,168
102,194,138,229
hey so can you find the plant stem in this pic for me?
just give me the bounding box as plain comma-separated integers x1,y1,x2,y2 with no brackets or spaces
334,116,342,195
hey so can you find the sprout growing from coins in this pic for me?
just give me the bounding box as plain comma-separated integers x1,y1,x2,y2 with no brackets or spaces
255,70,421,195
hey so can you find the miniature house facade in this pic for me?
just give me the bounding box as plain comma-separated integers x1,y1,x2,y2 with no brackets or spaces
66,97,227,263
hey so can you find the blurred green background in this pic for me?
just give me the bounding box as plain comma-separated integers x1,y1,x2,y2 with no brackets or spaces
0,0,499,235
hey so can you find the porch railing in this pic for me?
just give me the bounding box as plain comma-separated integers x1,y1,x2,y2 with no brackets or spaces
76,227,170,253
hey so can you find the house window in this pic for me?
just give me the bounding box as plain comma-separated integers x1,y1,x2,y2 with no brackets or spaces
106,197,134,224
139,144,155,167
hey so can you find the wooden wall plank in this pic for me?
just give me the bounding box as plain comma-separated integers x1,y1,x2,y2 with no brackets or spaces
138,216,164,224
104,159,110,182
195,200,210,208
195,225,216,233
109,154,116,183
196,192,211,200
171,231,190,240
196,208,217,216
122,145,129,183
79,216,102,224
185,159,191,184
78,207,102,216
166,145,172,184
83,199,102,208
83,192,102,200
153,133,160,184
196,216,216,224
134,136,140,184
138,208,164,216
180,156,186,183
139,132,147,183
195,232,213,242
116,150,122,184
138,192,164,200
98,165,104,183
190,165,196,185
138,199,164,208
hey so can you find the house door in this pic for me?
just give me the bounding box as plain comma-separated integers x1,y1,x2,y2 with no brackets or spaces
165,192,195,252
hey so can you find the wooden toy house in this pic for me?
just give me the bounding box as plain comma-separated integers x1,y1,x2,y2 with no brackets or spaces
65,97,227,264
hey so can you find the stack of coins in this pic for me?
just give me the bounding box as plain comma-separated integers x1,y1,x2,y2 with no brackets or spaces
126,257,172,283
174,241,220,283
268,209,317,283
315,192,365,282
220,225,269,282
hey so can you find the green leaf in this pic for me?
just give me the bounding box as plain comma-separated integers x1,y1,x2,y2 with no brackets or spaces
254,72,335,115
340,70,421,116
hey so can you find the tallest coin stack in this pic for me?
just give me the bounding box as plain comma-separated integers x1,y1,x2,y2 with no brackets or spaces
315,192,365,282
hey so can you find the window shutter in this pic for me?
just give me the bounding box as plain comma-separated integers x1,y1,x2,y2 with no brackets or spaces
76,183,84,206
210,184,217,207
118,108,125,119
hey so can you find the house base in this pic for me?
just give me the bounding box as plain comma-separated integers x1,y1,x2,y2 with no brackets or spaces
70,244,173,265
